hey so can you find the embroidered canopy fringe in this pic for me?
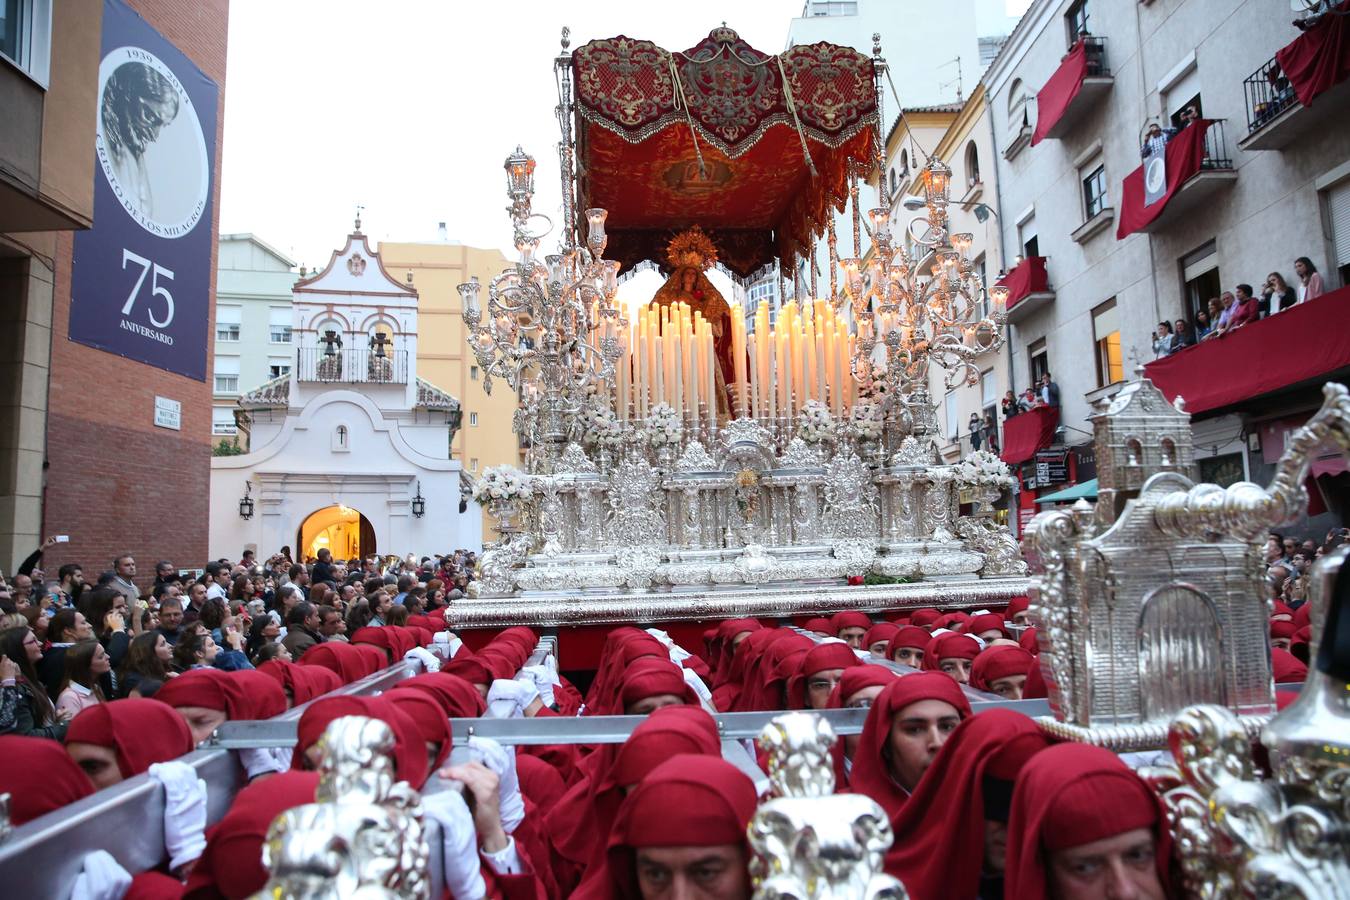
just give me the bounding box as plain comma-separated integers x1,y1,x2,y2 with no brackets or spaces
667,53,708,180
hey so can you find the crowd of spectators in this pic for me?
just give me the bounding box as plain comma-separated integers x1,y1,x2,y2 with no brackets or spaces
0,525,1326,898
1154,258,1327,358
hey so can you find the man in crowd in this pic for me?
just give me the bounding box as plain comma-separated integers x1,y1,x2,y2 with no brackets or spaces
1039,372,1060,408
153,561,177,587
109,555,139,605
282,602,324,659
156,595,185,645
55,563,85,608
204,561,230,603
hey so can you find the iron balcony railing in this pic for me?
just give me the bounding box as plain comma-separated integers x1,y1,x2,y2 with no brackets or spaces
1081,34,1109,77
1243,54,1298,134
296,347,408,384
1199,118,1234,170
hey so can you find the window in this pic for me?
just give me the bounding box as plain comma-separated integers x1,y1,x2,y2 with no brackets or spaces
1168,93,1202,130
211,408,237,436
1018,214,1039,259
944,391,958,441
975,254,989,318
213,357,240,394
964,141,981,187
888,168,896,196
1092,299,1123,387
1326,179,1350,285
469,457,479,472
0,0,51,87
470,365,479,381
469,412,479,427
269,362,291,380
1181,242,1220,320
980,369,997,409
1082,163,1108,219
809,1,857,16
1065,0,1089,46
269,307,292,343
899,150,909,178
216,306,241,342
1029,338,1049,386
1008,79,1033,129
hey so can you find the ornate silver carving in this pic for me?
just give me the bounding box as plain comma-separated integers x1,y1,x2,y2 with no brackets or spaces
955,515,1027,577
749,713,907,899
675,440,719,473
253,715,431,899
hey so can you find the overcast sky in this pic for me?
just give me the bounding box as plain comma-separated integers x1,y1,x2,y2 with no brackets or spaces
219,1,809,270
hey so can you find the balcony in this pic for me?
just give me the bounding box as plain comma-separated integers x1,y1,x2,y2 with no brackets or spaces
1118,120,1236,239
997,256,1054,323
1143,287,1350,416
296,347,408,385
1240,52,1350,151
1032,36,1114,145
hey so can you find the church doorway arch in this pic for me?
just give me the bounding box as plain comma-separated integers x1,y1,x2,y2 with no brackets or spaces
297,505,376,563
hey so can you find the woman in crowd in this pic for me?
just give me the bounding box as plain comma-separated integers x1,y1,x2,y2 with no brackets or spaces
0,625,69,738
848,673,972,814
1294,256,1324,303
118,630,176,697
886,709,1054,898
64,697,196,788
172,630,221,673
1005,743,1174,900
1193,307,1212,340
54,640,110,719
245,613,281,661
1262,272,1298,315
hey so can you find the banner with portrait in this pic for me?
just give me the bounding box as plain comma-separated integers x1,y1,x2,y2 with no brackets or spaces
69,0,219,381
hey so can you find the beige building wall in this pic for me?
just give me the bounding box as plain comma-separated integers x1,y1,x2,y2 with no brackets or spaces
378,240,521,538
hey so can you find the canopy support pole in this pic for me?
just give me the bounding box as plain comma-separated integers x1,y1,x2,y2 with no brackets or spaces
555,27,578,253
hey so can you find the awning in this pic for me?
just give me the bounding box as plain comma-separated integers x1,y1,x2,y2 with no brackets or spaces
1032,40,1088,146
1276,0,1350,107
1002,405,1059,466
572,27,878,281
996,256,1049,309
1036,478,1098,504
1144,286,1350,415
1116,119,1214,239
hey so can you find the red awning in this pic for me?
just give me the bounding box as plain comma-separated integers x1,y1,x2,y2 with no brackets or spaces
1032,40,1087,146
1002,405,1059,466
996,256,1049,309
1276,0,1350,107
1144,287,1350,415
572,28,877,280
1115,119,1214,240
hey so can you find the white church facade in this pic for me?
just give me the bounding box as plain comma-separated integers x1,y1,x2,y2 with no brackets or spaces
210,223,481,561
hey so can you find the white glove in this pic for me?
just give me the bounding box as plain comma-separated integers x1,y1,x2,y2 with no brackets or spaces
466,736,525,834
645,628,693,664
486,678,539,719
238,747,288,781
422,789,487,900
431,632,463,661
148,761,207,871
404,646,441,672
516,666,556,707
68,850,131,900
683,667,714,710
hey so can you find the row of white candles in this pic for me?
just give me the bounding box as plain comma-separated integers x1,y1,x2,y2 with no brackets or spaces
611,299,858,425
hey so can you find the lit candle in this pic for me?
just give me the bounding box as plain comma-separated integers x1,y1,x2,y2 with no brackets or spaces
672,308,683,418
705,327,715,432
777,323,790,419
814,326,826,409
789,319,803,414
823,318,838,416
804,316,818,403
748,333,760,420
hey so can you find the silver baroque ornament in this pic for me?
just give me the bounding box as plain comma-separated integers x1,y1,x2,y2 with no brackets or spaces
251,716,431,900
749,713,908,900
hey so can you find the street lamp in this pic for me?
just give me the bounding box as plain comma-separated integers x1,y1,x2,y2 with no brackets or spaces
239,480,255,520
411,481,426,518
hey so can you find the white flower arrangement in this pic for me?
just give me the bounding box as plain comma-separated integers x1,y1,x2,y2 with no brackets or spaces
797,400,834,444
954,448,1016,488
473,464,530,503
851,401,885,441
645,403,683,447
581,404,625,449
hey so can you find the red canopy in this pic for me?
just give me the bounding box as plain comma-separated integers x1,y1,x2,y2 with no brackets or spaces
1032,41,1087,146
997,256,1050,310
572,27,878,279
1144,287,1350,416
1002,406,1059,466
1115,119,1214,240
1276,1,1350,107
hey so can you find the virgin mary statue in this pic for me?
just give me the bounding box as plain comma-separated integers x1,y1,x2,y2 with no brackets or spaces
650,227,734,415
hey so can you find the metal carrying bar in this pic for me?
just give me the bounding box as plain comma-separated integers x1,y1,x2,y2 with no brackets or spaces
209,699,1055,749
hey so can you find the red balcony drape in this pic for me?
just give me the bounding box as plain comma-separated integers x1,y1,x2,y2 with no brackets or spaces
1032,40,1087,146
1276,0,1350,107
1001,405,1059,466
997,256,1050,310
1115,119,1214,240
1143,287,1350,415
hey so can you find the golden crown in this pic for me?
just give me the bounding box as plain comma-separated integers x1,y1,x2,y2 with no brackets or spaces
666,226,718,271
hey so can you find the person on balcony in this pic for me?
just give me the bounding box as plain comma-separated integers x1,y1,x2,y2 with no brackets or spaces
1039,372,1061,407
1151,322,1176,357
1193,307,1213,341
1261,272,1298,316
984,413,1001,454
1295,257,1325,303
1229,284,1261,328
970,413,984,451
1171,319,1194,352
1001,390,1020,420
1204,291,1238,340
1139,121,1176,159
